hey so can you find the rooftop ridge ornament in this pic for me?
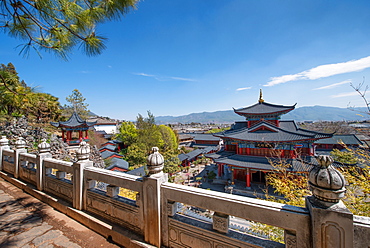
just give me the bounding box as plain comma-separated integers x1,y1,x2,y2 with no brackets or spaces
308,155,346,206
258,89,264,103
147,147,164,178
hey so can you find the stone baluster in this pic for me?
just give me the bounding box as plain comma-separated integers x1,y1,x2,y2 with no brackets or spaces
14,137,27,178
55,170,66,179
106,185,119,198
0,136,10,171
73,141,93,210
143,147,166,247
36,139,52,191
305,155,353,248
213,212,230,234
167,200,177,217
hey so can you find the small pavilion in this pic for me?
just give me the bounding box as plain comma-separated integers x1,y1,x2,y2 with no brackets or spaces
51,112,96,145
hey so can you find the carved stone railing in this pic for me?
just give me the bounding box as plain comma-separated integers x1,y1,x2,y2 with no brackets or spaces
0,137,369,248
84,167,144,235
19,153,37,185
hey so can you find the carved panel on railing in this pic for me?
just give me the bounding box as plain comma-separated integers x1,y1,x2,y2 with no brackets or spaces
3,160,14,174
86,190,143,235
168,217,283,248
285,231,297,248
19,166,37,185
44,176,73,203
321,221,345,248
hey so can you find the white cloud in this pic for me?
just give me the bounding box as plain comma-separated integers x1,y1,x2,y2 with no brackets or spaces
169,76,197,82
265,56,370,87
313,80,351,90
133,72,156,77
133,72,196,82
236,87,252,91
330,92,358,98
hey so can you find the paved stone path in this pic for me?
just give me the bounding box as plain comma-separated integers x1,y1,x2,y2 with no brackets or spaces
0,178,121,248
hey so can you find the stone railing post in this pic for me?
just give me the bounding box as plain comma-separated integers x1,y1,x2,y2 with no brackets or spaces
36,139,52,191
14,137,27,178
73,141,93,210
306,155,353,248
0,136,10,171
143,147,166,247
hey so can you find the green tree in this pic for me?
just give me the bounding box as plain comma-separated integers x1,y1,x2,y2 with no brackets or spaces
125,143,147,167
135,111,164,153
115,121,138,147
163,156,181,174
158,125,178,154
63,89,89,119
0,63,61,122
121,112,180,169
1,0,138,58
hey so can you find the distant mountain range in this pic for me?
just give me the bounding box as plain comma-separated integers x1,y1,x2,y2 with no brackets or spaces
155,106,369,124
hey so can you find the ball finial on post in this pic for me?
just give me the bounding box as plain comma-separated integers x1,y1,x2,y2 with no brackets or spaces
309,155,346,206
147,147,164,177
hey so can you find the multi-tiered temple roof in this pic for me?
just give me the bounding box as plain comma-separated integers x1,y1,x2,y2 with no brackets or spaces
215,120,332,143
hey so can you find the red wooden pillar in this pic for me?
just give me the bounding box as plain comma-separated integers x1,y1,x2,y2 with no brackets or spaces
233,169,237,184
62,130,65,141
217,164,222,177
85,130,88,139
246,147,250,155
246,168,251,188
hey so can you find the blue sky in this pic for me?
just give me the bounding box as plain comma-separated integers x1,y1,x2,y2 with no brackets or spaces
2,0,370,121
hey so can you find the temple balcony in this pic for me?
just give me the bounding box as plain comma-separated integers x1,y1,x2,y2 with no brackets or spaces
0,136,369,248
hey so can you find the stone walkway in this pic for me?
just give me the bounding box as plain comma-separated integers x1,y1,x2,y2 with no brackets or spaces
0,178,121,248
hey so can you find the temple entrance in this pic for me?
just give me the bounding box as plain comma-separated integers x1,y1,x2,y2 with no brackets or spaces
251,170,266,184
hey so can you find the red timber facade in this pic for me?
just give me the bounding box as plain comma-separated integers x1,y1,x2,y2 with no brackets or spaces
51,112,96,145
207,91,333,188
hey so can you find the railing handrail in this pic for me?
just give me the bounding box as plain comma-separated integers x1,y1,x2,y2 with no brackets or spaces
84,167,143,192
19,153,37,163
161,183,309,230
3,149,14,155
43,157,73,173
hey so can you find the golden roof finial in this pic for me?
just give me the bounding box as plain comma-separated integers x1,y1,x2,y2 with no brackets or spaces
259,89,264,103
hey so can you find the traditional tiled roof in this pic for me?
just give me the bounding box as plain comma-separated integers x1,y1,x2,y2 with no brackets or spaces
126,166,146,176
213,120,332,142
234,101,296,117
105,158,129,170
178,146,219,162
193,134,221,142
100,150,124,160
314,134,364,146
99,144,116,152
51,112,96,128
213,154,317,172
